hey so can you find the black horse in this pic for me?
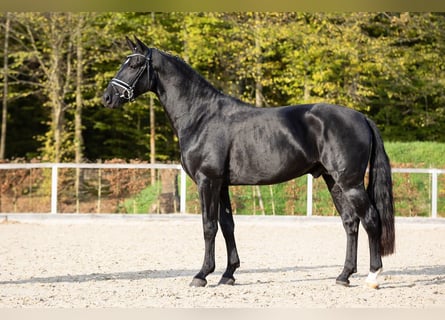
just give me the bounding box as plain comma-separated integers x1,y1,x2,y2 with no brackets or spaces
103,36,395,288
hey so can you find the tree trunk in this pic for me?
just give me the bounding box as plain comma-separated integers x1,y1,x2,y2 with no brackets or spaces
50,80,64,163
154,169,179,214
75,15,84,165
150,95,156,185
1,12,10,160
47,13,68,163
254,12,263,109
149,12,156,185
74,14,85,213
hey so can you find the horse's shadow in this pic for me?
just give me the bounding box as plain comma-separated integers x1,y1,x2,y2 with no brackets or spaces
1,264,444,287
0,265,337,285
384,265,445,277
382,265,445,287
0,268,195,285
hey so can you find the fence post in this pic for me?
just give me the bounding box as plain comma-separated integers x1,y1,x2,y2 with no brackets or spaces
431,169,438,218
51,164,58,214
307,174,313,216
180,167,187,214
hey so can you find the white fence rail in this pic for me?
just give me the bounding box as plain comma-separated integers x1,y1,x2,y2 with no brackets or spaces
0,163,187,214
306,168,445,218
0,163,444,217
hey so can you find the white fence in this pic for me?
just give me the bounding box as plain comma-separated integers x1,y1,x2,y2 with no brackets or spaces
306,168,444,218
0,163,187,214
0,163,444,218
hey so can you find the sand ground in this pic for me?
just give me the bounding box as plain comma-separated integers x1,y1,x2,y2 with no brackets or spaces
0,214,444,308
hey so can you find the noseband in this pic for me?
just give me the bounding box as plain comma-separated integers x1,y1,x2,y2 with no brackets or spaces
111,50,152,102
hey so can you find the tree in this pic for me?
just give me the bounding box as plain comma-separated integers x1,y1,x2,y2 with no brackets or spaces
13,13,74,162
1,12,11,160
1,12,445,165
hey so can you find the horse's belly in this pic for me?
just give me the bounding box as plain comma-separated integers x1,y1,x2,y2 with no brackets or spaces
228,152,310,185
229,171,302,186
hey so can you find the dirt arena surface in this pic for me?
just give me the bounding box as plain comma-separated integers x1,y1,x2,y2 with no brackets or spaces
0,214,444,308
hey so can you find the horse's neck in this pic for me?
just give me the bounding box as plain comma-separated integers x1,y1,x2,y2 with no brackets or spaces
153,50,221,135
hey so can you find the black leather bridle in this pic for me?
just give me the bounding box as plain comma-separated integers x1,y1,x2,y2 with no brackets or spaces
110,49,152,102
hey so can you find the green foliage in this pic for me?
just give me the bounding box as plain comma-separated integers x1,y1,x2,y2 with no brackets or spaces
1,12,445,163
123,181,161,214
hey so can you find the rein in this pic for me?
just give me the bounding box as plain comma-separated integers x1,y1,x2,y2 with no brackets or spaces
111,50,152,102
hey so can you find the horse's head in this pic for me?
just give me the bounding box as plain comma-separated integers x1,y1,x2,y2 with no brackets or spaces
102,36,154,108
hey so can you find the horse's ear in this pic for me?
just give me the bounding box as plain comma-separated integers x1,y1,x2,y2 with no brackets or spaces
134,36,147,53
126,36,137,52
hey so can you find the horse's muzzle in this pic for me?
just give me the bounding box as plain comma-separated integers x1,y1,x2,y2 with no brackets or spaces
102,91,119,109
102,92,112,107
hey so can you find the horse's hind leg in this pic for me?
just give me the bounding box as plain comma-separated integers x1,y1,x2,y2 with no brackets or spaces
323,174,360,286
218,185,240,285
337,211,360,286
342,184,383,288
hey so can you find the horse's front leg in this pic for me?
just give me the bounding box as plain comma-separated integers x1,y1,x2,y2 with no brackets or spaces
190,175,222,287
218,185,240,285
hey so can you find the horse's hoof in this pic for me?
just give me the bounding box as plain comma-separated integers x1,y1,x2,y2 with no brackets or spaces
365,281,379,289
335,279,350,287
190,277,207,287
218,277,235,286
365,268,382,289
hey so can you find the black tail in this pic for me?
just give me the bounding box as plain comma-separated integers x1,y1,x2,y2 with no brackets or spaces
366,118,395,256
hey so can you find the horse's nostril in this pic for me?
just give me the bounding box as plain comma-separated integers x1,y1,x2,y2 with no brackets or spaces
103,93,111,105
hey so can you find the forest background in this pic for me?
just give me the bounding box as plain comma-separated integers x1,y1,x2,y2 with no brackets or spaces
1,12,445,164
1,12,445,216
